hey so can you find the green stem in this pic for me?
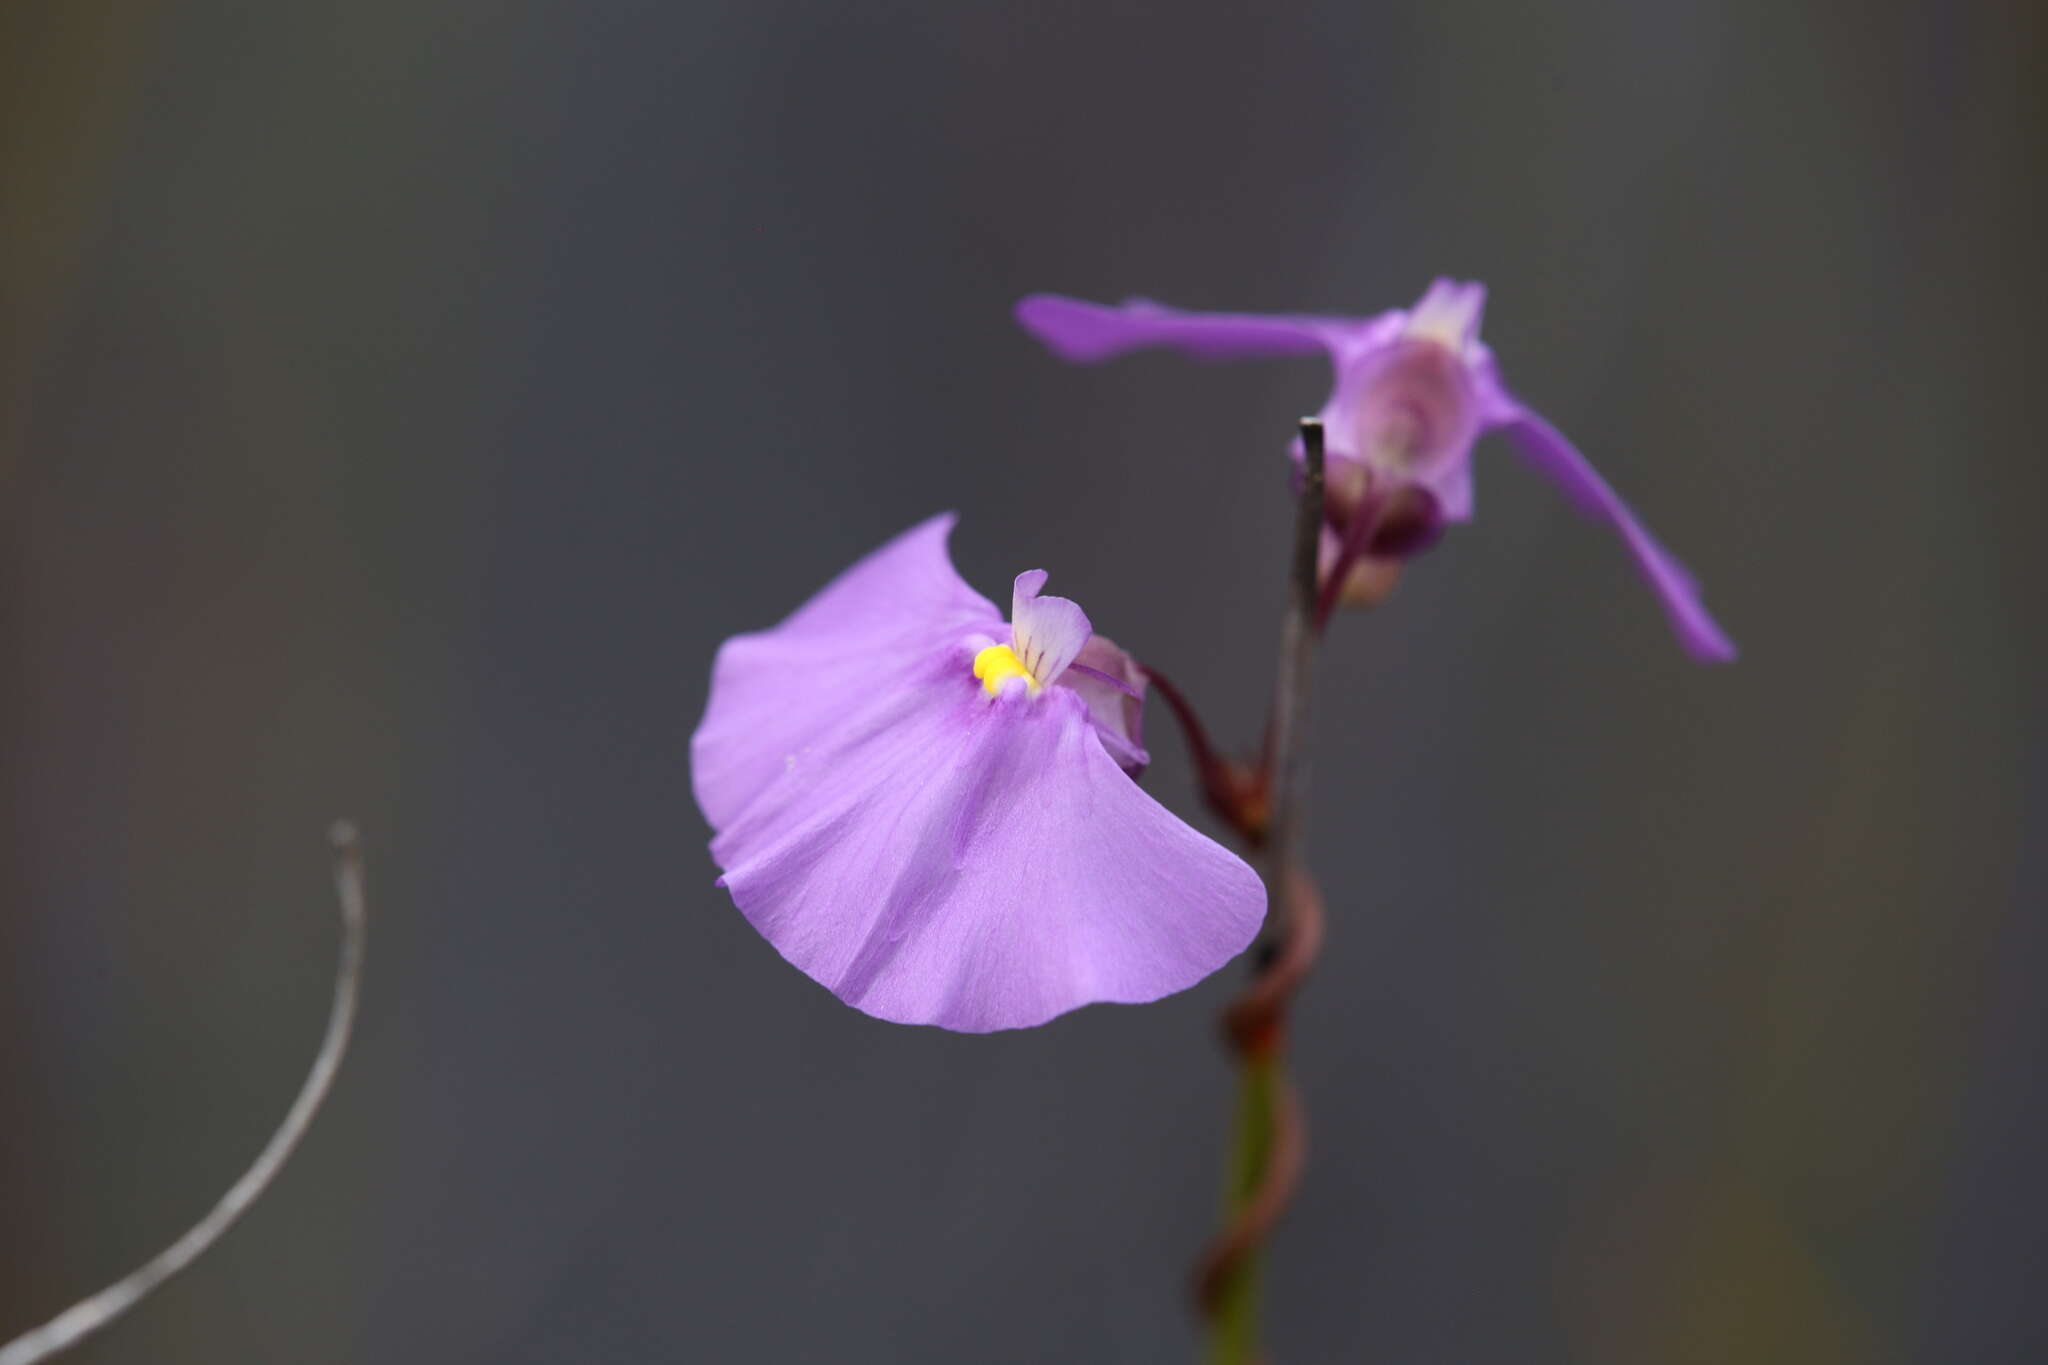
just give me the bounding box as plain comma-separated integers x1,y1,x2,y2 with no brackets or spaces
1205,1052,1278,1365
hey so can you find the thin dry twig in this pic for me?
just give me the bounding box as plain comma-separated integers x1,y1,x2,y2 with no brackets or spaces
0,823,369,1365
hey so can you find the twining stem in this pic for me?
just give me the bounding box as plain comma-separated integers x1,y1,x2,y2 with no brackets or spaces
1194,420,1328,1365
0,824,370,1365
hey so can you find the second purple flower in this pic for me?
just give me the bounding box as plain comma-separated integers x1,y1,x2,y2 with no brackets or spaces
1016,280,1735,661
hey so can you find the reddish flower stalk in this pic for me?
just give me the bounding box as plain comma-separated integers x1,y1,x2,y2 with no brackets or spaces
1139,664,1270,846
1311,486,1389,633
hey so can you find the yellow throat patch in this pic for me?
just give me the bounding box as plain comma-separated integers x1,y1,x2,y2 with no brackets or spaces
972,643,1039,696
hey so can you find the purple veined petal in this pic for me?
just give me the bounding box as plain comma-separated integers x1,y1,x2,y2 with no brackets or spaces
1491,402,1737,663
711,682,1266,1032
1063,661,1140,698
1010,569,1091,687
1061,634,1149,773
1016,294,1352,363
691,513,1003,831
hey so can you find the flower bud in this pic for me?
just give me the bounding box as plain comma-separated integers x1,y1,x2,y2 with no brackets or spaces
1317,527,1404,610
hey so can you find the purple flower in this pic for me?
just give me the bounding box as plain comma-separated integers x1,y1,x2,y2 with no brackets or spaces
691,514,1266,1032
1016,280,1735,661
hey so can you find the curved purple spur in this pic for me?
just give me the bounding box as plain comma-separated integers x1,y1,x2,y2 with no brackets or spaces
691,514,1267,1032
1017,282,1735,662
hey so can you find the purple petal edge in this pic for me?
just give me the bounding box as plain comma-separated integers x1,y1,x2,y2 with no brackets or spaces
1063,661,1141,699
1494,405,1737,663
1015,294,1339,363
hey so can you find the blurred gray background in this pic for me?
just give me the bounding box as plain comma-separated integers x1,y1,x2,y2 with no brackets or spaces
3,2,2041,1361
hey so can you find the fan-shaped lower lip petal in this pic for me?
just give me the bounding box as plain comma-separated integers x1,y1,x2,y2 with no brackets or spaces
710,679,1266,1032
